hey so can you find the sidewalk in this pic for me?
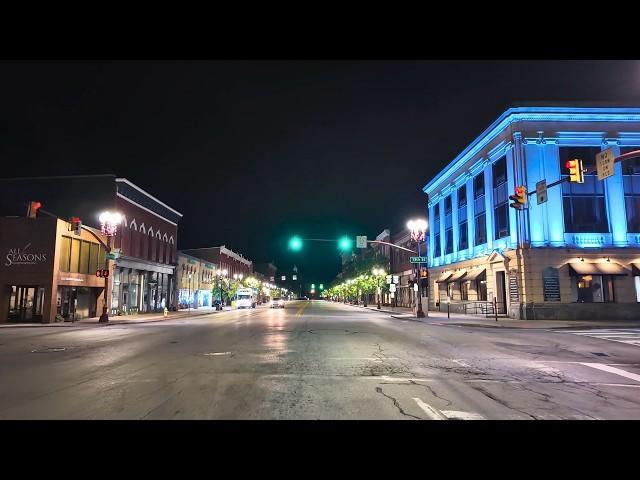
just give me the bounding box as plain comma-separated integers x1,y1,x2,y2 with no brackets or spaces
0,306,228,328
346,302,640,330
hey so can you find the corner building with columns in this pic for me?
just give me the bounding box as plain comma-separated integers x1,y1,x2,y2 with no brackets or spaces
423,105,640,320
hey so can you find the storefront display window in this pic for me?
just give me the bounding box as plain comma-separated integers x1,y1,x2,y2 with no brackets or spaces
574,274,614,303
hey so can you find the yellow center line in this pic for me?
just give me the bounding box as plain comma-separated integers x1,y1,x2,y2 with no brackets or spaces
295,301,309,317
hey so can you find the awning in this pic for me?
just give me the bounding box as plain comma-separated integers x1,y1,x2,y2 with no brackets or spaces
464,269,486,281
435,271,453,283
447,270,467,282
568,262,628,276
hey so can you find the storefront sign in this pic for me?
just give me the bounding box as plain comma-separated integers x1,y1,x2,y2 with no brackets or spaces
542,267,561,302
4,243,48,267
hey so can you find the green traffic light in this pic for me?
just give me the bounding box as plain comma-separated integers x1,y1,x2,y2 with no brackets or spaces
289,236,303,251
338,236,352,250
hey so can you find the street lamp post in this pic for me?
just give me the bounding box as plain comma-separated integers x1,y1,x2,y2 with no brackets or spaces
407,219,428,319
372,268,385,310
188,272,192,314
98,211,122,323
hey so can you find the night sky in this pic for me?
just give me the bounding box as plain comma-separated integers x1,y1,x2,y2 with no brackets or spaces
2,60,640,285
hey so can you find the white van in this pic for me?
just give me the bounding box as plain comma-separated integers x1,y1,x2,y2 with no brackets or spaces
236,288,256,309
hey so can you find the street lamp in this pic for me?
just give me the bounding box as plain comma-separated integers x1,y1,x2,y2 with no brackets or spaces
407,218,428,318
98,211,123,323
188,272,192,314
372,267,385,310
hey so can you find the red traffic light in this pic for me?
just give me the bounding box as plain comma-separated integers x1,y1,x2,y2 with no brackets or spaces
96,270,102,277
102,269,109,278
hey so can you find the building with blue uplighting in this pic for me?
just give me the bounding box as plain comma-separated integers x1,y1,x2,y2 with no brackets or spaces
423,105,640,320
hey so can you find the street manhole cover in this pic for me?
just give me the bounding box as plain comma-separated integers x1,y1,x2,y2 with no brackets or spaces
31,347,66,353
308,329,354,335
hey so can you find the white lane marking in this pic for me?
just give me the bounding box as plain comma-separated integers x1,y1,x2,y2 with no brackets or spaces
373,376,434,383
591,383,640,388
452,359,471,368
413,397,447,420
579,363,640,383
441,410,485,420
329,357,399,360
204,352,232,356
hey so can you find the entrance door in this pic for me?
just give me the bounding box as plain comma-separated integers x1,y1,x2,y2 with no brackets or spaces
495,271,507,314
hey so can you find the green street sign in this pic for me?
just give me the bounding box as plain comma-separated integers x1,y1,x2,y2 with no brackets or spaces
105,253,117,260
410,256,428,263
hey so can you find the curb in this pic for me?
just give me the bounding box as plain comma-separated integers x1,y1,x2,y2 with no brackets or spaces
0,308,222,329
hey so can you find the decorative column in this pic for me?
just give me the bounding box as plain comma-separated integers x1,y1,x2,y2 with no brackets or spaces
603,140,626,246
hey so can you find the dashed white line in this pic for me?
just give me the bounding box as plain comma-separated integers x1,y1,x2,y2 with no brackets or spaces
413,397,447,420
441,410,485,420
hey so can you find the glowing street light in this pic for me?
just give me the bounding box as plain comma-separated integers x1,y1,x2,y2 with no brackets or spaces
98,210,123,323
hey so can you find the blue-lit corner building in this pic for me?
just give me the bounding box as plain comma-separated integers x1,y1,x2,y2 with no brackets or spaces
423,105,640,320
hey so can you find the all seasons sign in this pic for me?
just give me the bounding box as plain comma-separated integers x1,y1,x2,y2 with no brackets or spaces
4,243,48,267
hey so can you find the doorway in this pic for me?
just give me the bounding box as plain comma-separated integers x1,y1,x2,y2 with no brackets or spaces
495,271,507,314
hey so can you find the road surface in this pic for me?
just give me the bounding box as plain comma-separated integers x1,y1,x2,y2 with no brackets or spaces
1,300,639,419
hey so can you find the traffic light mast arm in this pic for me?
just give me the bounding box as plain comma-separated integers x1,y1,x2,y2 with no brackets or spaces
366,240,418,254
296,237,417,254
526,149,640,198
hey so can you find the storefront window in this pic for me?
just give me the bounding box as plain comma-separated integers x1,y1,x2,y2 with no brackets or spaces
70,238,81,273
59,236,71,272
447,282,455,299
461,281,469,301
89,242,99,274
476,275,487,301
574,274,615,303
79,240,90,274
635,276,640,303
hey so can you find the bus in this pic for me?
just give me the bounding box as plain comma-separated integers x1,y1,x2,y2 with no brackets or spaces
236,288,256,309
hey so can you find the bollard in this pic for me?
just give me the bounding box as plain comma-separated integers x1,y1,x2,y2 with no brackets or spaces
164,307,168,318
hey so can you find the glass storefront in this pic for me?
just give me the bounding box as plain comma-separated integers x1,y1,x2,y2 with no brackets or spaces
112,267,174,314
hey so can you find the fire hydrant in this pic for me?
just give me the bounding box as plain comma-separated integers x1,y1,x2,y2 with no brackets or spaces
164,307,168,318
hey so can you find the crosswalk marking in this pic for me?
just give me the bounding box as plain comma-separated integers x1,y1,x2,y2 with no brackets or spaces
560,328,640,347
579,363,640,383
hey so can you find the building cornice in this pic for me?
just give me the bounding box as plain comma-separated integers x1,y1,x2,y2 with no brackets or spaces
423,107,640,196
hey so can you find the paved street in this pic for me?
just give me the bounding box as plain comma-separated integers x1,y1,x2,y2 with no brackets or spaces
1,300,640,420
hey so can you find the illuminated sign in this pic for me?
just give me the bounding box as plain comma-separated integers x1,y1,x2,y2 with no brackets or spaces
4,243,47,267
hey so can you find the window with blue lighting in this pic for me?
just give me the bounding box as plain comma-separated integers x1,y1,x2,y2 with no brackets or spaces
458,185,468,251
622,146,640,233
444,196,453,254
560,147,609,233
492,157,509,240
473,172,486,246
433,204,441,258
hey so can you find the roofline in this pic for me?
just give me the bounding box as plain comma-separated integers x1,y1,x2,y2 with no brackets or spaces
422,106,640,195
116,178,183,217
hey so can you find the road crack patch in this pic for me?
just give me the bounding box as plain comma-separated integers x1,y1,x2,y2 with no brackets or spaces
375,387,421,420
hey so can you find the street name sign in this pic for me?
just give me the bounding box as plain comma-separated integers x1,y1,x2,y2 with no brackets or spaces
356,236,367,248
389,283,396,292
596,148,615,181
410,256,428,263
386,275,392,284
292,275,297,281
281,276,286,281
392,275,399,284
536,180,547,205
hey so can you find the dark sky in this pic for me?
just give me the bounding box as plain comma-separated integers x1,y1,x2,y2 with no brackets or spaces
2,60,640,285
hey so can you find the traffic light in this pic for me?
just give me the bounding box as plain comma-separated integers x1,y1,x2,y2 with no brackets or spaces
566,159,584,183
289,236,303,251
509,186,527,210
311,283,315,289
96,269,109,278
319,284,324,290
27,201,42,218
70,217,82,236
338,236,352,250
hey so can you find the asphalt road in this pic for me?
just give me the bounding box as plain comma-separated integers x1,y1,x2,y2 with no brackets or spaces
1,300,640,419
